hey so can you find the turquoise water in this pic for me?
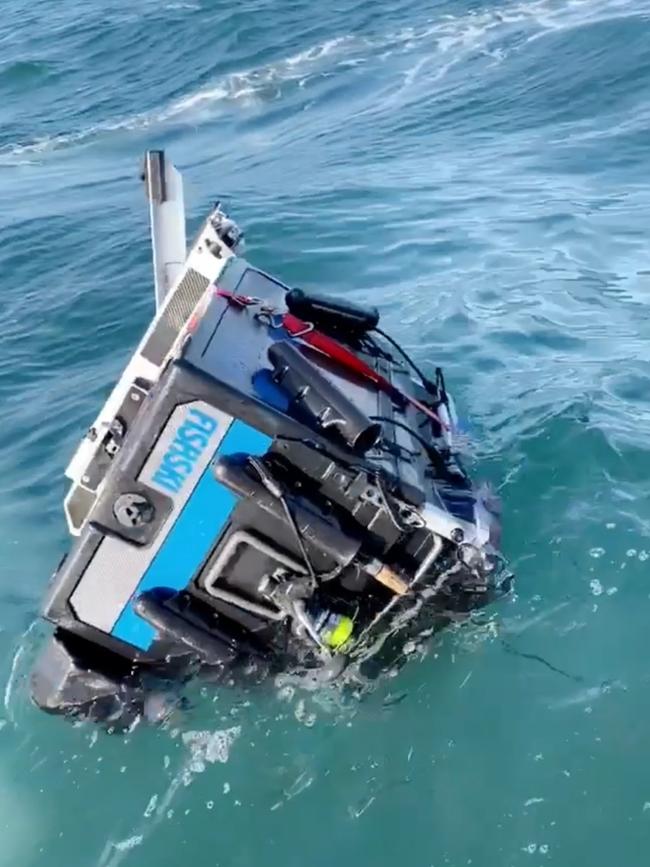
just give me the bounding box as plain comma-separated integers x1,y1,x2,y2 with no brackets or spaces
2,0,650,863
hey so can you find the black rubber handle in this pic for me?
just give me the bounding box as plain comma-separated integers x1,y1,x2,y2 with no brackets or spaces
286,288,379,335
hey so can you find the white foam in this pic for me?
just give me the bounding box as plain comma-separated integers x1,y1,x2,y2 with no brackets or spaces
3,642,25,719
590,578,604,596
1,33,364,159
1,114,158,158
143,794,158,818
113,836,143,853
3,621,39,722
96,725,242,865
98,834,144,867
285,771,315,800
181,725,241,770
549,680,624,709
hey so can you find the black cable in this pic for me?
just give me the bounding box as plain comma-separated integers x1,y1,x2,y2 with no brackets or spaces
360,333,392,362
500,640,584,683
278,495,318,586
373,471,412,532
435,367,448,401
373,327,437,395
371,415,442,457
370,415,451,478
247,456,319,586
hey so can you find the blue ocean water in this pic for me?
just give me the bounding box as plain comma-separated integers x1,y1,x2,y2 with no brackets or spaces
2,0,650,863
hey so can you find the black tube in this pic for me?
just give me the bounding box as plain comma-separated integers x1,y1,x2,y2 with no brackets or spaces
286,288,379,335
213,455,360,570
268,340,382,453
135,589,239,667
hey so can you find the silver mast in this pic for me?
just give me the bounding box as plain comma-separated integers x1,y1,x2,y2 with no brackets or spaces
143,150,187,310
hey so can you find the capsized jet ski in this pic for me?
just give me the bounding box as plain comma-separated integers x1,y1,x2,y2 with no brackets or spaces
30,151,511,728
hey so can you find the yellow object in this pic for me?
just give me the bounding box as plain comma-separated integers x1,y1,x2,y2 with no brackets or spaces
322,615,354,650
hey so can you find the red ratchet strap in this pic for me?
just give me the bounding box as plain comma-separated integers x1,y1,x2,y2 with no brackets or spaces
217,289,260,307
283,313,446,428
216,289,447,428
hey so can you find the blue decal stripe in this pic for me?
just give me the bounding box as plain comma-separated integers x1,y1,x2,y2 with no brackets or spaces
111,420,272,651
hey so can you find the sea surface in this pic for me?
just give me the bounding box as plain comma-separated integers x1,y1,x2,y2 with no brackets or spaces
2,0,650,864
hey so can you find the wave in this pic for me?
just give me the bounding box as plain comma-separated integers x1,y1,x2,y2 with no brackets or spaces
3,0,648,159
0,60,53,89
0,36,360,158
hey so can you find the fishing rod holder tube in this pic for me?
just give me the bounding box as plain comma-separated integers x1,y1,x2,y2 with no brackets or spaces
134,588,241,666
267,341,382,452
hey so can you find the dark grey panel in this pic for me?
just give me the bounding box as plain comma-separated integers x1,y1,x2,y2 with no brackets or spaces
77,384,149,493
141,267,209,366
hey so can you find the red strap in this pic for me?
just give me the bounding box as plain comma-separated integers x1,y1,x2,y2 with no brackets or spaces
283,314,447,428
216,288,259,307
215,292,447,429
283,313,386,387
